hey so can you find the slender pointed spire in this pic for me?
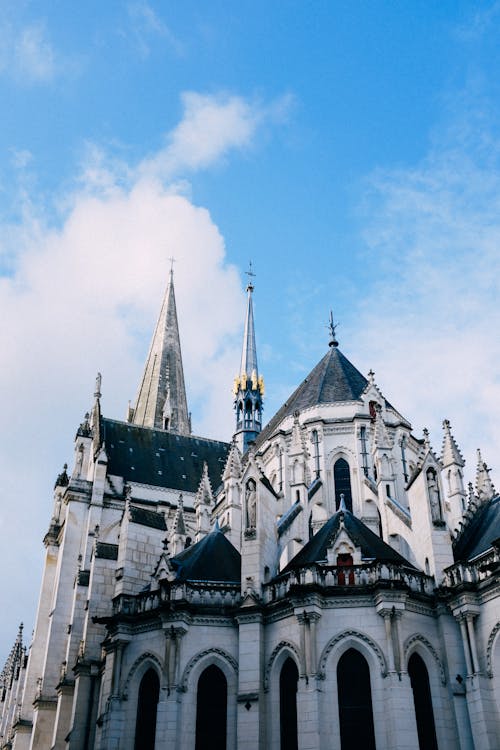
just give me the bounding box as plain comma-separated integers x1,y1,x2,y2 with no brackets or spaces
234,265,264,452
239,265,259,383
132,267,190,433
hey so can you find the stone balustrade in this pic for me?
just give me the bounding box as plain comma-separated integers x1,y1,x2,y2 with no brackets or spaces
444,547,500,588
112,580,242,616
263,561,435,603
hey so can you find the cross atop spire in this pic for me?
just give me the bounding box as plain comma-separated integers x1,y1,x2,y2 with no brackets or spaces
131,266,190,434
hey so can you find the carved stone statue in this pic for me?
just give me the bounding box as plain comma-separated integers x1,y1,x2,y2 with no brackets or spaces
427,469,442,523
245,479,257,529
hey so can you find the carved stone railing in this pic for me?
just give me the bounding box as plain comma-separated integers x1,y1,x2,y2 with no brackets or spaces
263,561,435,603
113,580,242,617
444,547,500,588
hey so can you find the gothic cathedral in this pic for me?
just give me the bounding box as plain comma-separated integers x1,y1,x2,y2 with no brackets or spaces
1,268,500,750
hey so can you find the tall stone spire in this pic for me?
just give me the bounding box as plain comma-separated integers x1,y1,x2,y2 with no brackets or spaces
131,268,190,433
233,266,264,453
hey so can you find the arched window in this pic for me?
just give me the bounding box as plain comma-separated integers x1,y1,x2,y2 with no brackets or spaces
195,665,227,750
134,668,160,750
408,653,438,750
280,657,298,750
311,429,320,478
337,649,376,750
334,459,352,512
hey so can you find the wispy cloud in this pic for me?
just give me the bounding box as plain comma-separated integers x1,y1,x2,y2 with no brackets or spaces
14,22,55,82
0,19,57,83
127,1,183,58
355,113,500,478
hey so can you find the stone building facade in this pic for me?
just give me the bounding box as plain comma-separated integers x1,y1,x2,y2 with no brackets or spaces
1,269,500,749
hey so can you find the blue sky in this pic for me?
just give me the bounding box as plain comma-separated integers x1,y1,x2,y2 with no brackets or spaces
1,1,500,656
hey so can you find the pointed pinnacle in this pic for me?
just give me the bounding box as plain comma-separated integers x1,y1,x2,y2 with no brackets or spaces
441,419,465,467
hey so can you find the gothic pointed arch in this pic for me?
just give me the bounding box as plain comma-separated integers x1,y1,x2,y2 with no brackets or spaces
280,657,299,750
404,634,446,685
333,457,353,511
195,664,227,750
337,648,376,750
264,640,301,691
180,647,238,692
317,629,388,679
123,651,163,699
408,652,438,750
486,621,500,678
134,667,160,750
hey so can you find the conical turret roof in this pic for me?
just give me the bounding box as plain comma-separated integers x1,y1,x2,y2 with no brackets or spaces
256,346,368,445
132,269,190,433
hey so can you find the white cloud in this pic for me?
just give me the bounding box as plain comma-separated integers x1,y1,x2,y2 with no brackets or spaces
354,120,500,482
0,87,286,655
139,91,293,179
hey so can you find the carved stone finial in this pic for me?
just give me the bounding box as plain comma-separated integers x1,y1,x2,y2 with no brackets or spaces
94,372,102,400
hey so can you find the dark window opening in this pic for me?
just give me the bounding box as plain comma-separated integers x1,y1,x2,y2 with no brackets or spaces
337,553,354,585
280,657,298,750
408,653,438,750
334,459,353,512
195,665,227,750
134,668,160,750
337,649,376,750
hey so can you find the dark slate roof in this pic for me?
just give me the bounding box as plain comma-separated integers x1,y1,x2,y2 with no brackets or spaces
283,508,414,572
256,347,368,447
129,505,167,530
102,418,230,492
453,495,500,561
170,527,241,583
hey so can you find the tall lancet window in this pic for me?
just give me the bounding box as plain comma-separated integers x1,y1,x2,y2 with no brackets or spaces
311,430,320,478
280,657,299,750
400,435,408,483
337,649,376,750
334,458,352,512
408,653,438,750
195,665,227,750
359,426,369,477
134,668,160,750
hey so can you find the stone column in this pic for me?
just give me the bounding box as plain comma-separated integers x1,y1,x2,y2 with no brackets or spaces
156,625,187,749
236,609,265,750
296,609,321,750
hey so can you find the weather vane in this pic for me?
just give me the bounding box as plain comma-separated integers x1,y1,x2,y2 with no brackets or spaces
245,261,256,291
168,256,176,275
328,310,339,347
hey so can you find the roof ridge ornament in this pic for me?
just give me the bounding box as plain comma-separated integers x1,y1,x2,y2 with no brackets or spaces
328,310,339,347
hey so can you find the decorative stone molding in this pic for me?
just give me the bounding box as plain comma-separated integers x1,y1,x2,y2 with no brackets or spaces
317,630,388,679
179,648,238,692
486,621,500,678
403,634,446,685
122,651,163,699
263,640,301,691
